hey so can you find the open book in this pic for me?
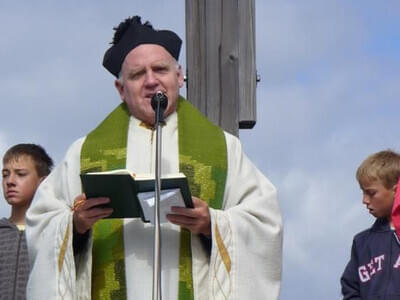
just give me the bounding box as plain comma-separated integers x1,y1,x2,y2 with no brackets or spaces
80,170,193,223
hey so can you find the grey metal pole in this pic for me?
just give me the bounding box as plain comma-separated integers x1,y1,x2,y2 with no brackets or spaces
151,91,167,300
152,121,162,300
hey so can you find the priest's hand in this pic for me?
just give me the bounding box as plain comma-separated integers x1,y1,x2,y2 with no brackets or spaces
166,196,211,236
72,193,113,234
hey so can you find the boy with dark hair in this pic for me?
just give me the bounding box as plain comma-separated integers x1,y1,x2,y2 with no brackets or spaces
0,143,53,299
341,150,400,299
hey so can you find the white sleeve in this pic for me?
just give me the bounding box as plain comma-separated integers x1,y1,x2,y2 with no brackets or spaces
25,137,92,299
205,132,282,300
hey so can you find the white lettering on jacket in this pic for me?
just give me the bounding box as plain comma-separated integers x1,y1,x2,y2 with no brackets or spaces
393,254,400,268
358,255,385,282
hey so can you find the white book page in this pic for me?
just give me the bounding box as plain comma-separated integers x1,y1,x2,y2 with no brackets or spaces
86,169,134,176
137,188,186,224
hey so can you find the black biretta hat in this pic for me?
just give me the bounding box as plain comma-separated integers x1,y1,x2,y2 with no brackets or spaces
103,16,182,77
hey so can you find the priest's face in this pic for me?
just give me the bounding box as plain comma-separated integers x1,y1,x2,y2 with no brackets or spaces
115,44,184,125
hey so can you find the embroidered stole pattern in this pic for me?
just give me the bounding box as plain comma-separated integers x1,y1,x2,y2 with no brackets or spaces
81,97,227,299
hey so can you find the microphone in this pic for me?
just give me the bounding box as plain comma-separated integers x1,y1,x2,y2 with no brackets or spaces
151,91,168,125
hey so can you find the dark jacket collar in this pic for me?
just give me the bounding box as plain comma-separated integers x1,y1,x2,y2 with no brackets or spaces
371,218,391,232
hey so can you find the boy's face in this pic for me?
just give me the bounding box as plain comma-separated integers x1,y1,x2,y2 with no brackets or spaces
2,155,43,208
360,179,396,219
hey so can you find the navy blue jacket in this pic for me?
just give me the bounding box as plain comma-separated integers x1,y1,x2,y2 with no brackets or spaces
341,218,400,299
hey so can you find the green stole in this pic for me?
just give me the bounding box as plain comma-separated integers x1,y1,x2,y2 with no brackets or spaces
80,97,227,300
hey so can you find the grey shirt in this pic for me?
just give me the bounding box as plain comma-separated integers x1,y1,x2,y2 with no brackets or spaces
0,218,29,300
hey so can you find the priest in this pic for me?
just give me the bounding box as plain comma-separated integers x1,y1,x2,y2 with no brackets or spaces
26,16,282,300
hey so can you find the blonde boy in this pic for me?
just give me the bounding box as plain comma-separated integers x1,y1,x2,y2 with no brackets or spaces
0,144,53,299
341,150,400,299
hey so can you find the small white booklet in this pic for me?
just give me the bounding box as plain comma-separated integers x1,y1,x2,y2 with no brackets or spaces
137,188,186,224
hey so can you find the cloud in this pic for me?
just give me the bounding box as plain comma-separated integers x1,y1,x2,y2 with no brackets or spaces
240,1,400,298
255,1,365,83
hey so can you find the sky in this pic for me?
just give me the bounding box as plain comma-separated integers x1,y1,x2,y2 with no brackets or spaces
1,1,400,299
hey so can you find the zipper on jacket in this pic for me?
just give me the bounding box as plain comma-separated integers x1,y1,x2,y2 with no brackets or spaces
12,230,23,300
383,232,395,300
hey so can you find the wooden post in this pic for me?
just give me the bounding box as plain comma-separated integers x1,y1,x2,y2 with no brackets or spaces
185,0,256,136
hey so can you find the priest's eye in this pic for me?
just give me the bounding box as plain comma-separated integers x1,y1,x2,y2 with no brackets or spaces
153,66,169,73
128,71,144,80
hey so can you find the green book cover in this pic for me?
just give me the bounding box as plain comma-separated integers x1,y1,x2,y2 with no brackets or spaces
80,171,193,221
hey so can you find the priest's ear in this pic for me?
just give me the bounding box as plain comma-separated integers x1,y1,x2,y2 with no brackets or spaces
114,78,125,102
176,64,184,88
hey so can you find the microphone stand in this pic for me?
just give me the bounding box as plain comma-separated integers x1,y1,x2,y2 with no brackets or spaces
151,92,168,300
